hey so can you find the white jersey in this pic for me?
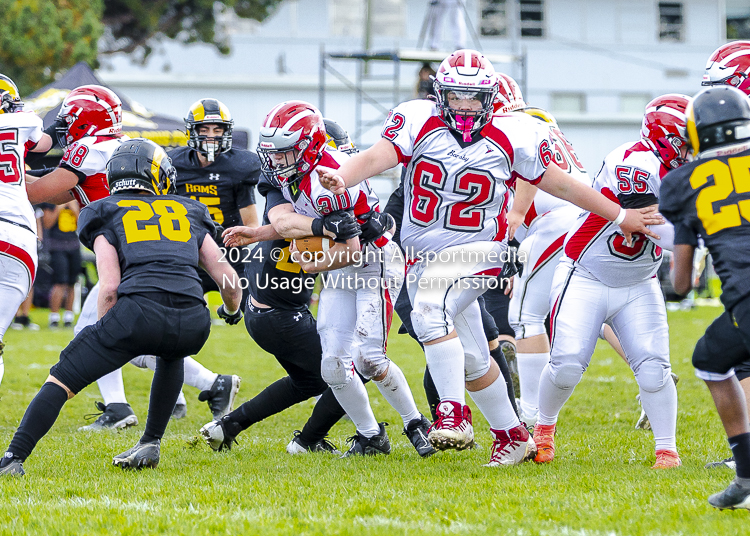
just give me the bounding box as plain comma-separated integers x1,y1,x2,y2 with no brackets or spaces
0,111,44,232
563,140,664,287
386,100,550,253
60,135,128,206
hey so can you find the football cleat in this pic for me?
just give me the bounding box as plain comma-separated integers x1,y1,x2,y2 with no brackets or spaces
342,422,391,457
500,341,520,399
286,431,341,455
0,453,24,476
428,401,474,451
708,478,750,510
199,415,242,452
171,402,187,420
112,439,160,470
705,456,736,470
635,372,679,430
198,374,241,419
485,424,537,467
533,423,556,463
78,402,138,431
403,415,436,458
652,449,681,469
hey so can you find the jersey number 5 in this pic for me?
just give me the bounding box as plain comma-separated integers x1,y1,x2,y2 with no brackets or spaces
118,199,192,243
0,129,22,185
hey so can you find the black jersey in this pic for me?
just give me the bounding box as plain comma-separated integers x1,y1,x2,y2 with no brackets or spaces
660,147,750,309
78,193,216,301
169,146,261,228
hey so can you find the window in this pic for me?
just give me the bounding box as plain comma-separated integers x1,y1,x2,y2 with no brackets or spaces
551,93,586,114
330,0,405,38
727,0,750,40
480,0,507,37
658,2,684,42
520,0,544,38
620,94,651,114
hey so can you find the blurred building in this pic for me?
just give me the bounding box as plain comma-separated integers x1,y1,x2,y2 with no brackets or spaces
98,0,749,192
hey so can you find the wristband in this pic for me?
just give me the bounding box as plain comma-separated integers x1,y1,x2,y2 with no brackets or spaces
613,208,627,226
311,218,324,236
225,306,239,316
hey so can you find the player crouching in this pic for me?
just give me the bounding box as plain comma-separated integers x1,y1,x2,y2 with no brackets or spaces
0,139,241,475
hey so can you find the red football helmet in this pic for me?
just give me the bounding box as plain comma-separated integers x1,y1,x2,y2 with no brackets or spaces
433,49,498,142
494,73,526,115
702,41,750,96
56,85,122,147
640,94,691,169
258,101,327,187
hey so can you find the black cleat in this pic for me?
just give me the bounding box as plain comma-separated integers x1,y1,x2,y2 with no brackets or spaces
198,375,241,419
0,453,24,476
79,402,138,431
708,478,750,510
112,439,160,469
286,431,341,455
705,456,736,470
199,415,242,452
342,422,391,457
404,415,436,458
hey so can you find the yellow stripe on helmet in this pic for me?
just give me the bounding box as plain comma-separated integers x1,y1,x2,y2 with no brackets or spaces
218,102,231,121
190,102,206,122
151,147,166,193
686,99,700,155
523,106,558,127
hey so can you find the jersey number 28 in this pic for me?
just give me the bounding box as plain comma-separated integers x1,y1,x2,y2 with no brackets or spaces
118,199,191,243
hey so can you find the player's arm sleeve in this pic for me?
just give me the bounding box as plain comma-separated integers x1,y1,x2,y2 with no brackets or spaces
510,119,552,185
194,203,217,249
258,175,290,211
236,153,262,208
78,204,116,250
381,102,426,165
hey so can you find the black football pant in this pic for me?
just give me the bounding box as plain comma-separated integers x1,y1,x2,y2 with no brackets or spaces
9,294,210,461
693,295,750,378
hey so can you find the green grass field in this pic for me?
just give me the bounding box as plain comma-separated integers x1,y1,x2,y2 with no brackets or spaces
0,305,747,535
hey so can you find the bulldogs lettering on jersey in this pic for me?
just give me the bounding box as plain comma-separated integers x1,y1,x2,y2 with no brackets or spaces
385,100,551,252
563,140,664,287
0,111,43,232
60,135,127,206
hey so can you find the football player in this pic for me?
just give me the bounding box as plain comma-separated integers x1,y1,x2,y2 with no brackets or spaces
319,49,662,466
0,74,53,386
251,101,432,457
660,86,750,508
700,40,750,470
0,139,242,475
532,94,688,469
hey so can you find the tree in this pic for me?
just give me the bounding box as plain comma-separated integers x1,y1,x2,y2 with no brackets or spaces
101,1,284,59
0,0,103,95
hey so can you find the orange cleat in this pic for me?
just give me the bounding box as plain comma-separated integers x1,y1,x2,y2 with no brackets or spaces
652,449,681,469
533,423,556,463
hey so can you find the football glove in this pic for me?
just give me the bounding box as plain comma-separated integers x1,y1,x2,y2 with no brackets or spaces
323,210,361,243
500,238,524,279
217,305,243,325
359,210,395,244
212,222,225,243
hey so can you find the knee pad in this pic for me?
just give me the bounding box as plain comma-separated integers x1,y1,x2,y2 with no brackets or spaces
549,363,583,390
353,348,389,380
635,361,670,393
320,356,354,387
411,302,452,343
130,355,155,369
512,319,547,340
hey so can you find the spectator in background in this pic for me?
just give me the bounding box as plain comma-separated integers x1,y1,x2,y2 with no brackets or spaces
426,0,467,51
416,63,436,99
40,201,80,328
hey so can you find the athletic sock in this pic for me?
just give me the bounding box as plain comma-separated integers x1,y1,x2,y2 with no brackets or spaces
373,362,421,426
142,357,183,442
299,388,346,445
638,378,678,452
423,337,466,404
229,377,310,430
517,351,549,417
729,433,750,479
7,382,68,461
96,368,128,405
537,363,576,426
330,376,379,438
176,391,187,406
182,356,218,392
490,346,519,417
467,376,520,431
423,367,440,421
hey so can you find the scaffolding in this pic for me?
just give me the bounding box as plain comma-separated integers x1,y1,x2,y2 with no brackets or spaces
318,47,525,147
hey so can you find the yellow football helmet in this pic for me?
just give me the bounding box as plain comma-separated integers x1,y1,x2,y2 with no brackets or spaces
0,74,22,114
522,106,558,127
185,98,233,161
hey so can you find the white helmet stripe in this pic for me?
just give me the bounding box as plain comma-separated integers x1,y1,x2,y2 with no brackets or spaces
645,106,686,122
66,94,118,124
263,102,288,128
282,109,314,132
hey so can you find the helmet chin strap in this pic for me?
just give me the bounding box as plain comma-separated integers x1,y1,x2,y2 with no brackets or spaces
456,115,475,142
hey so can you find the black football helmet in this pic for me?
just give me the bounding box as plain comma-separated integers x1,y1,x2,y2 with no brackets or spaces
687,85,750,156
323,118,358,155
0,74,23,114
107,138,176,195
185,98,233,161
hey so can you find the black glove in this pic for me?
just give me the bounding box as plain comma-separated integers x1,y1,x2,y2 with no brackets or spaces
359,210,395,244
43,117,66,148
322,210,361,243
500,239,524,280
217,304,243,325
213,222,225,243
